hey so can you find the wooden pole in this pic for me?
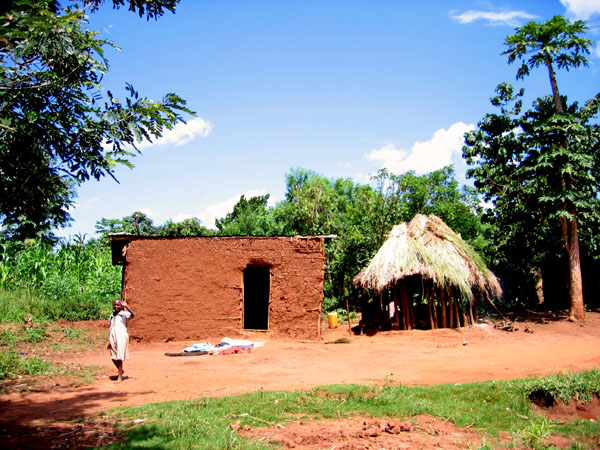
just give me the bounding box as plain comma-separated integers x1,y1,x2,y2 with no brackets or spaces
469,301,475,325
393,284,401,329
408,287,416,329
345,298,352,334
448,290,455,329
427,281,435,330
400,285,407,330
401,284,411,330
452,290,460,328
431,283,438,329
440,286,447,328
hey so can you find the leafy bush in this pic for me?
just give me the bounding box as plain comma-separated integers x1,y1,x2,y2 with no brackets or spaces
322,297,340,313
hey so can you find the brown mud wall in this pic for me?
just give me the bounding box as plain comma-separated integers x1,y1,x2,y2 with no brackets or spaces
119,237,326,342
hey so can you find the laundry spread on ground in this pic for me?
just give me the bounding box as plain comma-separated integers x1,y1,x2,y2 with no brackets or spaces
164,338,265,357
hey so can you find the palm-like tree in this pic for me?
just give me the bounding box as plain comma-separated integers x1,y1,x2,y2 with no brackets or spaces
503,16,592,321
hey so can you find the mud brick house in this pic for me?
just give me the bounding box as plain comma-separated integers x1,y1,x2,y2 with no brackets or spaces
111,235,334,342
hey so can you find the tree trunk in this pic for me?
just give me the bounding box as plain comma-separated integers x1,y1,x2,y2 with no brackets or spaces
566,215,585,321
559,178,585,321
545,55,585,321
545,54,564,113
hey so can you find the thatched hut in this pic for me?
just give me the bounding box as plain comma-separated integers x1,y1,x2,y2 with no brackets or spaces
353,214,501,330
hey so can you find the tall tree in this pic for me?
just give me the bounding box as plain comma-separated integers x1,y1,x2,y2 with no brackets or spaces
371,167,484,247
0,0,191,239
464,84,600,314
95,211,159,238
502,16,594,320
215,194,283,236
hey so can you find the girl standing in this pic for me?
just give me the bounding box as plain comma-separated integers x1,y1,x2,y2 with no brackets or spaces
107,298,135,382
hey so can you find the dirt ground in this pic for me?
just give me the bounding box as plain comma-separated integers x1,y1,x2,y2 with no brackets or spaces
1,311,600,449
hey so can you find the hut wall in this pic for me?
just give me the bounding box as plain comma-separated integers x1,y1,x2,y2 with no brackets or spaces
118,237,326,342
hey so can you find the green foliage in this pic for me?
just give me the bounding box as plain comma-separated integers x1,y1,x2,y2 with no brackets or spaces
216,194,283,236
95,212,214,241
0,0,191,240
321,297,339,313
159,217,213,237
0,350,53,380
95,212,159,238
520,417,553,450
464,15,599,311
0,328,18,346
0,322,102,386
0,236,120,322
463,84,600,307
86,0,180,21
23,326,47,343
503,15,592,83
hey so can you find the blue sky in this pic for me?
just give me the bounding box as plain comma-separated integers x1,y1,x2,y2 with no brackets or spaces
57,0,600,239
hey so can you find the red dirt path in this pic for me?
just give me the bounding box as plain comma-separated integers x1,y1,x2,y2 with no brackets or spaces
1,312,600,448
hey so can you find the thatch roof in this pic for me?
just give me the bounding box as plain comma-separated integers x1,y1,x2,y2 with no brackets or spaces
353,214,502,300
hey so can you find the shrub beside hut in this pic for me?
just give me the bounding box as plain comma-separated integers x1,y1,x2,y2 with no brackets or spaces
353,214,502,331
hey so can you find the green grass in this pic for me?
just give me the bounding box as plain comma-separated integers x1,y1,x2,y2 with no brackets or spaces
0,350,53,379
0,288,114,324
0,323,103,385
96,371,600,449
524,370,600,404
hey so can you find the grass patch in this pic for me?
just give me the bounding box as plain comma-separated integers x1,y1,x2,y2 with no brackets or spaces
0,288,113,324
0,322,104,389
524,369,600,405
0,350,53,379
97,371,600,449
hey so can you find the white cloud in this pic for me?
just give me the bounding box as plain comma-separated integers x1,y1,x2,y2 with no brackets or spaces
364,122,475,175
136,117,212,150
560,0,600,20
83,197,100,208
138,208,158,220
594,42,600,58
450,10,538,26
354,172,372,184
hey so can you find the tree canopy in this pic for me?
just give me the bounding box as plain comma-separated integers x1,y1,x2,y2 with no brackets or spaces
0,0,191,240
464,15,599,317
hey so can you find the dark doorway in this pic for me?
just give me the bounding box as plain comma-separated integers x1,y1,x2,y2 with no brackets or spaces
243,266,270,330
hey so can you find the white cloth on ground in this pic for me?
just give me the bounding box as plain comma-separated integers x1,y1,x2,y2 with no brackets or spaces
220,337,264,348
184,342,214,353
